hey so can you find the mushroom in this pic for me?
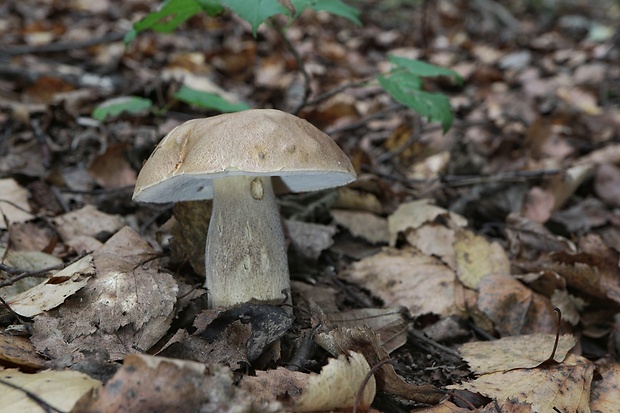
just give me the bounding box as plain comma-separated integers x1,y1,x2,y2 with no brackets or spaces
133,109,356,308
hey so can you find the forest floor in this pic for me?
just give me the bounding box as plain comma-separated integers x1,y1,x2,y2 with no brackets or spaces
1,0,620,412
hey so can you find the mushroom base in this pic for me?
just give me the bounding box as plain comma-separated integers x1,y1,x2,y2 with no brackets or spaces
205,175,290,308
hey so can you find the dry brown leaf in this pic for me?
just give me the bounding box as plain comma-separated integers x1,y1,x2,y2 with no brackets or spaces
590,363,620,412
410,400,470,412
545,251,620,306
331,210,389,244
405,222,458,269
594,163,620,207
0,333,47,369
327,307,408,354
31,227,178,360
73,354,256,413
388,199,467,247
241,351,375,412
477,273,557,336
285,219,337,259
315,326,441,404
7,255,94,317
454,230,510,290
0,178,34,229
343,247,457,317
0,369,101,413
0,248,63,298
87,143,137,189
450,354,593,413
459,333,577,374
333,187,383,214
51,204,125,244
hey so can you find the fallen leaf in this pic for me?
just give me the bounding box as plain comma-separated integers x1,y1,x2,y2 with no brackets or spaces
327,307,408,353
590,363,620,412
450,354,593,413
241,351,375,412
0,178,34,229
388,199,467,247
31,227,178,360
73,354,256,413
316,326,441,404
0,333,47,369
477,273,557,336
51,204,125,243
331,210,389,244
7,255,94,317
285,219,337,259
343,247,457,317
454,230,511,289
87,143,137,188
0,369,101,413
459,333,577,374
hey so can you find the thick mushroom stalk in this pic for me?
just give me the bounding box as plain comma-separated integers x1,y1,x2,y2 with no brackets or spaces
205,175,289,308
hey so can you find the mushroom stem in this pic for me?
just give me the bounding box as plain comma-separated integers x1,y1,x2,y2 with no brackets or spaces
205,175,290,308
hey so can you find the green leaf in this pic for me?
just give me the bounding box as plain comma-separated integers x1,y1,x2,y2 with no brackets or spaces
197,0,225,15
379,73,453,132
134,0,201,33
218,0,289,35
174,86,251,112
291,0,361,25
92,96,153,121
388,55,463,85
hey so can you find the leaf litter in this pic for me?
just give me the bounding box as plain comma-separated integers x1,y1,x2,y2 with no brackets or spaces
0,0,620,411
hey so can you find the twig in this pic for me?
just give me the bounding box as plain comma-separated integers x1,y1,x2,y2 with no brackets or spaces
441,169,562,187
325,103,405,135
352,358,392,413
0,32,125,56
375,114,424,163
305,75,378,108
408,328,461,360
0,378,66,413
0,253,87,289
271,19,312,115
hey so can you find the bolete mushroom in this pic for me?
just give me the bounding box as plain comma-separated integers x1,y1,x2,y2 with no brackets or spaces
133,109,356,308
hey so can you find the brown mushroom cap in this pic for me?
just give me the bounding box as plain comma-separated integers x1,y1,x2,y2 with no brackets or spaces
133,109,357,203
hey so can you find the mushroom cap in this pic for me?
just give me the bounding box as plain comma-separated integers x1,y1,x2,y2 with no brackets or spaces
133,109,357,203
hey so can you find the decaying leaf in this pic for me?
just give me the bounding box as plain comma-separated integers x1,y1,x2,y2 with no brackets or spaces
73,354,256,413
51,204,125,245
454,229,510,290
0,369,101,413
331,210,389,244
7,255,94,317
343,247,457,317
0,333,47,369
327,307,408,354
0,178,35,230
87,142,137,189
285,219,337,259
31,227,178,360
388,199,467,247
459,333,577,374
476,273,557,336
450,354,593,413
241,351,375,412
590,363,620,412
316,326,441,405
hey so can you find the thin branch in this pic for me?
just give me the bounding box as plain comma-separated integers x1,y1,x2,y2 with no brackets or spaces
271,19,312,115
0,32,125,56
0,378,66,413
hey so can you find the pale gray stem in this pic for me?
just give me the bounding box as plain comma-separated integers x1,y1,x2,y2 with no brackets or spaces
205,175,290,308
